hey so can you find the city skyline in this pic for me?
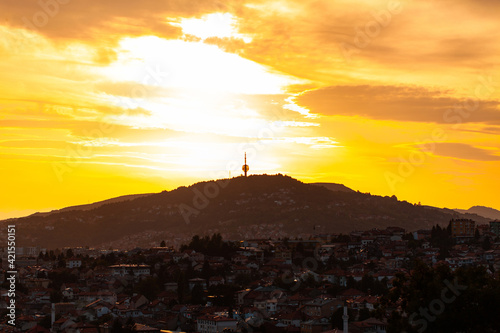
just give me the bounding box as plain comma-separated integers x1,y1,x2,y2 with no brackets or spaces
1,0,499,219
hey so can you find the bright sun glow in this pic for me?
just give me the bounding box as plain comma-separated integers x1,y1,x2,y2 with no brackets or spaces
173,12,252,42
102,36,299,95
96,36,309,138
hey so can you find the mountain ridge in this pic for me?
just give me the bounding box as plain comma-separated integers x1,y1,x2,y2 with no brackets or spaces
1,174,491,249
308,182,355,193
29,193,154,218
453,205,500,220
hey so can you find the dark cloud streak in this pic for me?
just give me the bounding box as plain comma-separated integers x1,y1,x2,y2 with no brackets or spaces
296,85,500,124
417,142,500,161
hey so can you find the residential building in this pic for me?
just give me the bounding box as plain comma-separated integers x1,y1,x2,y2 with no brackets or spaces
197,315,238,333
303,298,342,317
490,220,500,236
66,258,82,269
451,219,475,238
109,264,151,277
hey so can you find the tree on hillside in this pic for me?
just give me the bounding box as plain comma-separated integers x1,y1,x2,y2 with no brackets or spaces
482,237,492,250
430,224,452,259
180,233,238,258
382,260,500,332
134,277,160,300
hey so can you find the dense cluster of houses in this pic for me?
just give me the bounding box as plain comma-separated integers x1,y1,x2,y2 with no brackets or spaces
1,222,499,333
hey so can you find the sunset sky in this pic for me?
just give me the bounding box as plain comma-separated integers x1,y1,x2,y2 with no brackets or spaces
1,0,499,219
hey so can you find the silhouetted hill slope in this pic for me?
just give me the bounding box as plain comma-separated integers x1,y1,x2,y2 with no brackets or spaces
454,206,500,220
309,182,354,193
31,193,152,217
1,174,491,248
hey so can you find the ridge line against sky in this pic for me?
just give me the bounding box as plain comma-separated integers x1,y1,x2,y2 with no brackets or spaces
0,0,499,219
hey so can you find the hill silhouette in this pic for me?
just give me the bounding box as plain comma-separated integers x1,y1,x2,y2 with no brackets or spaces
454,206,500,220
309,182,354,193
1,174,491,248
30,193,152,217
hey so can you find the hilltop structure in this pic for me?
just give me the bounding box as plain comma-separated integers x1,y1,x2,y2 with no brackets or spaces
242,153,249,177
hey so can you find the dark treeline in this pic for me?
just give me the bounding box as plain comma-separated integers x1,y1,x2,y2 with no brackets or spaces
180,233,239,258
379,261,500,332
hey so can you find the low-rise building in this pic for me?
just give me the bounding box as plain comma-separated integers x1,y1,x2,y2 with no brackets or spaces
66,258,82,269
197,315,238,333
109,264,150,277
490,220,500,236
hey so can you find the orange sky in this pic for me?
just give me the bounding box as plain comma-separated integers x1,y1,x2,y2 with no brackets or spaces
1,0,499,219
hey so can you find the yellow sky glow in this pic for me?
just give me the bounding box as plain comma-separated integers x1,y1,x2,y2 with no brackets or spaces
0,0,499,219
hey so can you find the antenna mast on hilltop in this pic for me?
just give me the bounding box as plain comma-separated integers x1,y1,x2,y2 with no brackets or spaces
242,152,249,177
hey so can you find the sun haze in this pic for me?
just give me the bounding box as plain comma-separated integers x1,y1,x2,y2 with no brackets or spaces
0,0,499,218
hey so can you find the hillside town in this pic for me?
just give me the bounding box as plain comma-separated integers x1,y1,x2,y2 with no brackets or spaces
1,219,499,332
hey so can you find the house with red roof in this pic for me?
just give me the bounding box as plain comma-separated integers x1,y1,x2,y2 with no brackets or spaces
197,314,238,333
